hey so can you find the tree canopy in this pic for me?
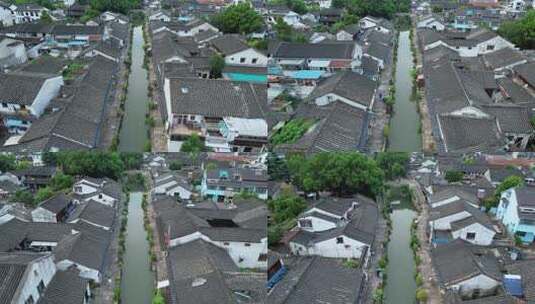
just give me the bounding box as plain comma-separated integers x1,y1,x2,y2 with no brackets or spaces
180,134,206,155
209,54,225,79
43,151,126,180
287,152,385,197
375,152,409,181
498,10,535,50
89,0,140,14
332,0,401,19
212,3,264,34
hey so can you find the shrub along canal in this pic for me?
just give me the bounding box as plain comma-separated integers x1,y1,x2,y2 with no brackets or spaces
387,30,421,152
118,25,150,152
384,187,417,304
121,192,154,304
117,22,154,304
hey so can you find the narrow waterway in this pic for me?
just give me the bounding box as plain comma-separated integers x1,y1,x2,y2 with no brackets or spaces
384,207,417,304
387,31,421,152
121,192,153,304
119,26,149,152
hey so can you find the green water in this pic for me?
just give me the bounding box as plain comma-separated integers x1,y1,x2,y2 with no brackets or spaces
121,192,154,304
388,31,422,152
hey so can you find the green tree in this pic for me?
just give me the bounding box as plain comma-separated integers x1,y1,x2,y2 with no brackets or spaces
287,152,384,197
180,134,206,155
89,0,141,14
375,152,409,180
49,151,125,180
267,193,307,224
415,288,428,303
498,10,535,49
495,175,524,197
209,54,225,79
267,153,290,181
10,190,34,205
0,154,16,172
34,187,54,204
49,173,74,191
120,152,143,170
169,160,182,171
40,10,53,23
444,170,464,183
211,3,263,34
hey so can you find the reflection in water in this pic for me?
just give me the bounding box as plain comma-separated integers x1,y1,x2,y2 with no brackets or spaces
121,192,153,304
119,26,149,152
388,31,421,152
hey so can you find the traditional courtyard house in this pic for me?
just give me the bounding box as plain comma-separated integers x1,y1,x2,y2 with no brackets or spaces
210,34,268,67
496,186,535,244
15,166,57,191
162,78,268,151
0,1,14,26
0,72,63,134
417,16,446,31
432,240,502,299
271,41,361,71
99,11,129,24
0,37,27,69
268,256,365,304
289,196,378,260
152,172,193,200
201,160,269,201
359,16,393,33
307,71,377,112
37,269,91,304
318,8,342,26
421,28,515,57
336,24,360,41
14,3,48,23
49,25,104,46
166,239,266,303
149,10,172,22
0,252,56,304
429,199,496,245
154,196,268,269
71,177,121,207
513,62,535,93
67,199,116,230
31,193,74,223
482,47,527,73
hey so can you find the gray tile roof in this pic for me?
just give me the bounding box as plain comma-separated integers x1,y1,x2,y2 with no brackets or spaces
482,47,526,70
37,193,72,213
5,55,117,151
269,256,365,304
308,71,377,108
273,41,355,59
37,269,89,304
481,104,533,134
168,78,267,119
167,239,237,304
505,259,535,301
437,114,505,153
432,240,501,287
0,252,51,304
0,73,55,106
76,200,115,228
514,62,535,88
497,77,535,104
210,34,249,55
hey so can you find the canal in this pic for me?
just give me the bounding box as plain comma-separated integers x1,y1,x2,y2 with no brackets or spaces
384,201,417,304
387,31,421,152
118,25,149,152
121,192,154,304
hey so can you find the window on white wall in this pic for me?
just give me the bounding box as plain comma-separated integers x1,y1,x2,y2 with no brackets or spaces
336,237,344,244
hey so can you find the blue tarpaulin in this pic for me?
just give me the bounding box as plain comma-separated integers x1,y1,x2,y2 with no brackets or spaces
504,274,523,297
